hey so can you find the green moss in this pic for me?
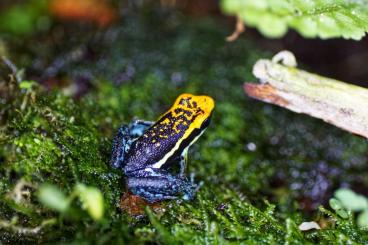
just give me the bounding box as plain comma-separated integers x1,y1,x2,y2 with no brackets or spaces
1,11,368,243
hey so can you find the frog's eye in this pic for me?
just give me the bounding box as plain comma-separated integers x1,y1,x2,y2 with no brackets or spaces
179,97,193,108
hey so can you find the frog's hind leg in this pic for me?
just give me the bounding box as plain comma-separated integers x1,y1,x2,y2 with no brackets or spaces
110,125,132,169
111,120,154,169
129,119,154,137
127,169,196,203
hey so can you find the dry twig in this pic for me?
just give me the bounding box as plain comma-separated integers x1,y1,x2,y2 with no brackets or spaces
245,50,368,139
226,15,245,42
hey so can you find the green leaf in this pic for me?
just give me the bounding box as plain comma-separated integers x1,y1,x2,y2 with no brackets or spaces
329,198,349,219
38,184,70,213
329,198,343,211
258,13,288,38
0,0,49,35
290,17,318,37
76,184,104,221
220,0,368,40
335,188,368,211
336,209,349,219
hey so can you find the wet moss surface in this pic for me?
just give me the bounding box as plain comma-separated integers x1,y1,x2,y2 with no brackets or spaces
1,11,368,244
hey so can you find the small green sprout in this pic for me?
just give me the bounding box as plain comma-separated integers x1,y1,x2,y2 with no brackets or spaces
38,183,104,221
330,188,368,227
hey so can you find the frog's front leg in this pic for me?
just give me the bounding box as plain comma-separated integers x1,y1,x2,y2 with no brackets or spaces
126,168,196,203
179,154,187,177
163,154,186,177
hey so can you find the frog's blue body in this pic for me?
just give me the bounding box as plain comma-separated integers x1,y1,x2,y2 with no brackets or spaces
110,94,214,203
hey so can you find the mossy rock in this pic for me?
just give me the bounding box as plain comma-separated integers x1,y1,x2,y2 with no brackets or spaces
1,12,367,243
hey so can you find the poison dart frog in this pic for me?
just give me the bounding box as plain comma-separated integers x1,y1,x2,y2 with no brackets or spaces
110,93,215,203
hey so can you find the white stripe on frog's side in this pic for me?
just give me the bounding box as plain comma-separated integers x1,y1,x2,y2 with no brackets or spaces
151,129,206,169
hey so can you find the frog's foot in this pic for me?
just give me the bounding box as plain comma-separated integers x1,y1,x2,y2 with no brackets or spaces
127,169,197,203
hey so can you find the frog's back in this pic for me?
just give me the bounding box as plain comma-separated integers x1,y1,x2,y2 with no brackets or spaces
123,112,189,174
123,94,214,174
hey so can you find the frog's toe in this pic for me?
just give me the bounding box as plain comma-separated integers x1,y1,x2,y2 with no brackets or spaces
182,193,192,201
189,172,195,183
188,173,203,187
194,181,203,192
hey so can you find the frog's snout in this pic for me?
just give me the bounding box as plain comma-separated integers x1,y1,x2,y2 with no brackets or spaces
196,95,215,115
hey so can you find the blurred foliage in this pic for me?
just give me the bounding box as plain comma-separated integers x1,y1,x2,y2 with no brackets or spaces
0,0,117,37
221,0,368,40
0,0,50,35
38,183,104,221
49,0,118,27
1,4,368,243
330,188,368,228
